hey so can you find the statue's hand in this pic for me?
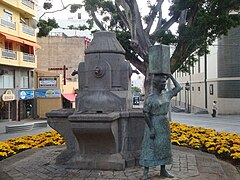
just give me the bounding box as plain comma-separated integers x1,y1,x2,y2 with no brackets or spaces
150,128,156,139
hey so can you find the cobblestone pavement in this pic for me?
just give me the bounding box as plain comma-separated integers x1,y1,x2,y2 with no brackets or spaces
1,145,198,180
1,145,239,180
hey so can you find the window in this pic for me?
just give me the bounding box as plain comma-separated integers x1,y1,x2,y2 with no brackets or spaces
29,71,34,88
0,69,14,88
20,17,29,25
209,84,213,95
5,41,13,50
20,71,29,88
21,44,33,54
198,57,200,73
3,10,12,22
198,87,200,91
192,86,194,91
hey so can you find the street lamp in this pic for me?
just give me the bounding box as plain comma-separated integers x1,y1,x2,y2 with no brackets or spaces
185,81,190,113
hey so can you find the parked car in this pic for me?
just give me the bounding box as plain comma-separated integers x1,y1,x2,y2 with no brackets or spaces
133,96,140,105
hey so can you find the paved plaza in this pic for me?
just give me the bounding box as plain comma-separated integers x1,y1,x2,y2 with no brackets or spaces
0,112,239,179
1,145,239,180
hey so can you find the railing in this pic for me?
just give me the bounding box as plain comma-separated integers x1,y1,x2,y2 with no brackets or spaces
1,49,17,60
22,24,35,36
21,0,34,9
23,53,35,62
0,18,16,30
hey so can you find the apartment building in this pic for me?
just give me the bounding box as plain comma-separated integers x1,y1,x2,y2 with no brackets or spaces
0,0,40,121
173,26,240,115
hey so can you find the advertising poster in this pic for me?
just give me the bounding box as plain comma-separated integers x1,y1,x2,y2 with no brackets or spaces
36,89,61,98
19,89,34,100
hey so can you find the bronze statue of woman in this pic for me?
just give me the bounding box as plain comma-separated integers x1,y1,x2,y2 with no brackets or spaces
139,74,182,179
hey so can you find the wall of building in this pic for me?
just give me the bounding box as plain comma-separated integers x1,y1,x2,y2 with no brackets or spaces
36,35,86,82
0,1,36,42
216,26,240,114
37,98,62,118
174,26,240,115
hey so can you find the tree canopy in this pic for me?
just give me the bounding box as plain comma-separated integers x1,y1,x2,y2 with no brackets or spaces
39,0,240,75
37,18,59,37
131,86,142,95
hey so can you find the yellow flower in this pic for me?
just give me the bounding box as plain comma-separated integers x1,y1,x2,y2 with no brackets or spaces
230,152,240,159
171,140,180,145
217,147,231,154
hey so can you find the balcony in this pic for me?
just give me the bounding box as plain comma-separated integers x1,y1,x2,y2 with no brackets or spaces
0,48,37,68
23,53,35,62
22,24,35,36
21,0,34,9
1,49,17,60
0,18,16,30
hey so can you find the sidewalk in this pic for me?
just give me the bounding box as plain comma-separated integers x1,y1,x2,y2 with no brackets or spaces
0,119,53,142
171,112,240,134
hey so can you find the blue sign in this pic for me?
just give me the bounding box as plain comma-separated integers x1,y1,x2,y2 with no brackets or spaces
36,89,61,98
19,90,34,100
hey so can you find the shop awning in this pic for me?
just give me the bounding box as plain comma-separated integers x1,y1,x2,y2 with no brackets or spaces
23,39,41,49
0,32,41,49
62,93,76,102
0,32,24,43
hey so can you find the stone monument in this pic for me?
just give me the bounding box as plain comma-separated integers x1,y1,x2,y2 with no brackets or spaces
46,31,145,170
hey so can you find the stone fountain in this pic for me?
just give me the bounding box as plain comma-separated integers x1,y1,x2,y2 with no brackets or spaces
46,31,145,170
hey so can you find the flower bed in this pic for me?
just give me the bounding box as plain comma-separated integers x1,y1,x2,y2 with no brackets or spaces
0,130,64,161
170,122,240,165
0,122,239,166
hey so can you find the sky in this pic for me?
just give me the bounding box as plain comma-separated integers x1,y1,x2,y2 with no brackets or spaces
37,0,172,19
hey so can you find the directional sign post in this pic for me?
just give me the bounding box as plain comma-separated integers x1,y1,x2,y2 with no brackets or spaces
48,65,68,85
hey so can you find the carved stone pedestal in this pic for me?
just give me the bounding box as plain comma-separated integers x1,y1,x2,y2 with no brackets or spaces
46,109,145,170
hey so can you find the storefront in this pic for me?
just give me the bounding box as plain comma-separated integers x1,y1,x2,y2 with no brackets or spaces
0,90,16,121
18,89,35,120
62,93,76,108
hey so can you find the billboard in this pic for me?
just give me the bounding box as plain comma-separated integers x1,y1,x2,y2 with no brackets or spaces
36,89,61,98
19,89,34,100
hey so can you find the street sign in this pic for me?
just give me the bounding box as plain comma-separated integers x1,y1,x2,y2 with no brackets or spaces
2,90,15,101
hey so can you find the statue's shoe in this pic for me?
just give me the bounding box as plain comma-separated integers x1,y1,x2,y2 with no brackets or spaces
160,170,174,178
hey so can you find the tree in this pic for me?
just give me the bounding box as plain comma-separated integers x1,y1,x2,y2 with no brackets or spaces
39,0,240,80
131,86,142,95
37,18,59,37
83,0,240,74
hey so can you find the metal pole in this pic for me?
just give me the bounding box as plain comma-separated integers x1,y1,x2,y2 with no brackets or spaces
8,102,11,122
16,100,19,121
185,89,186,112
204,52,208,108
63,65,66,85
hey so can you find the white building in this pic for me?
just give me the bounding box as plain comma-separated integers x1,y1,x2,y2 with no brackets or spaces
173,26,240,115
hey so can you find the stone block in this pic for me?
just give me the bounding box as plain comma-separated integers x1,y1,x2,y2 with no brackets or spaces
148,44,170,74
